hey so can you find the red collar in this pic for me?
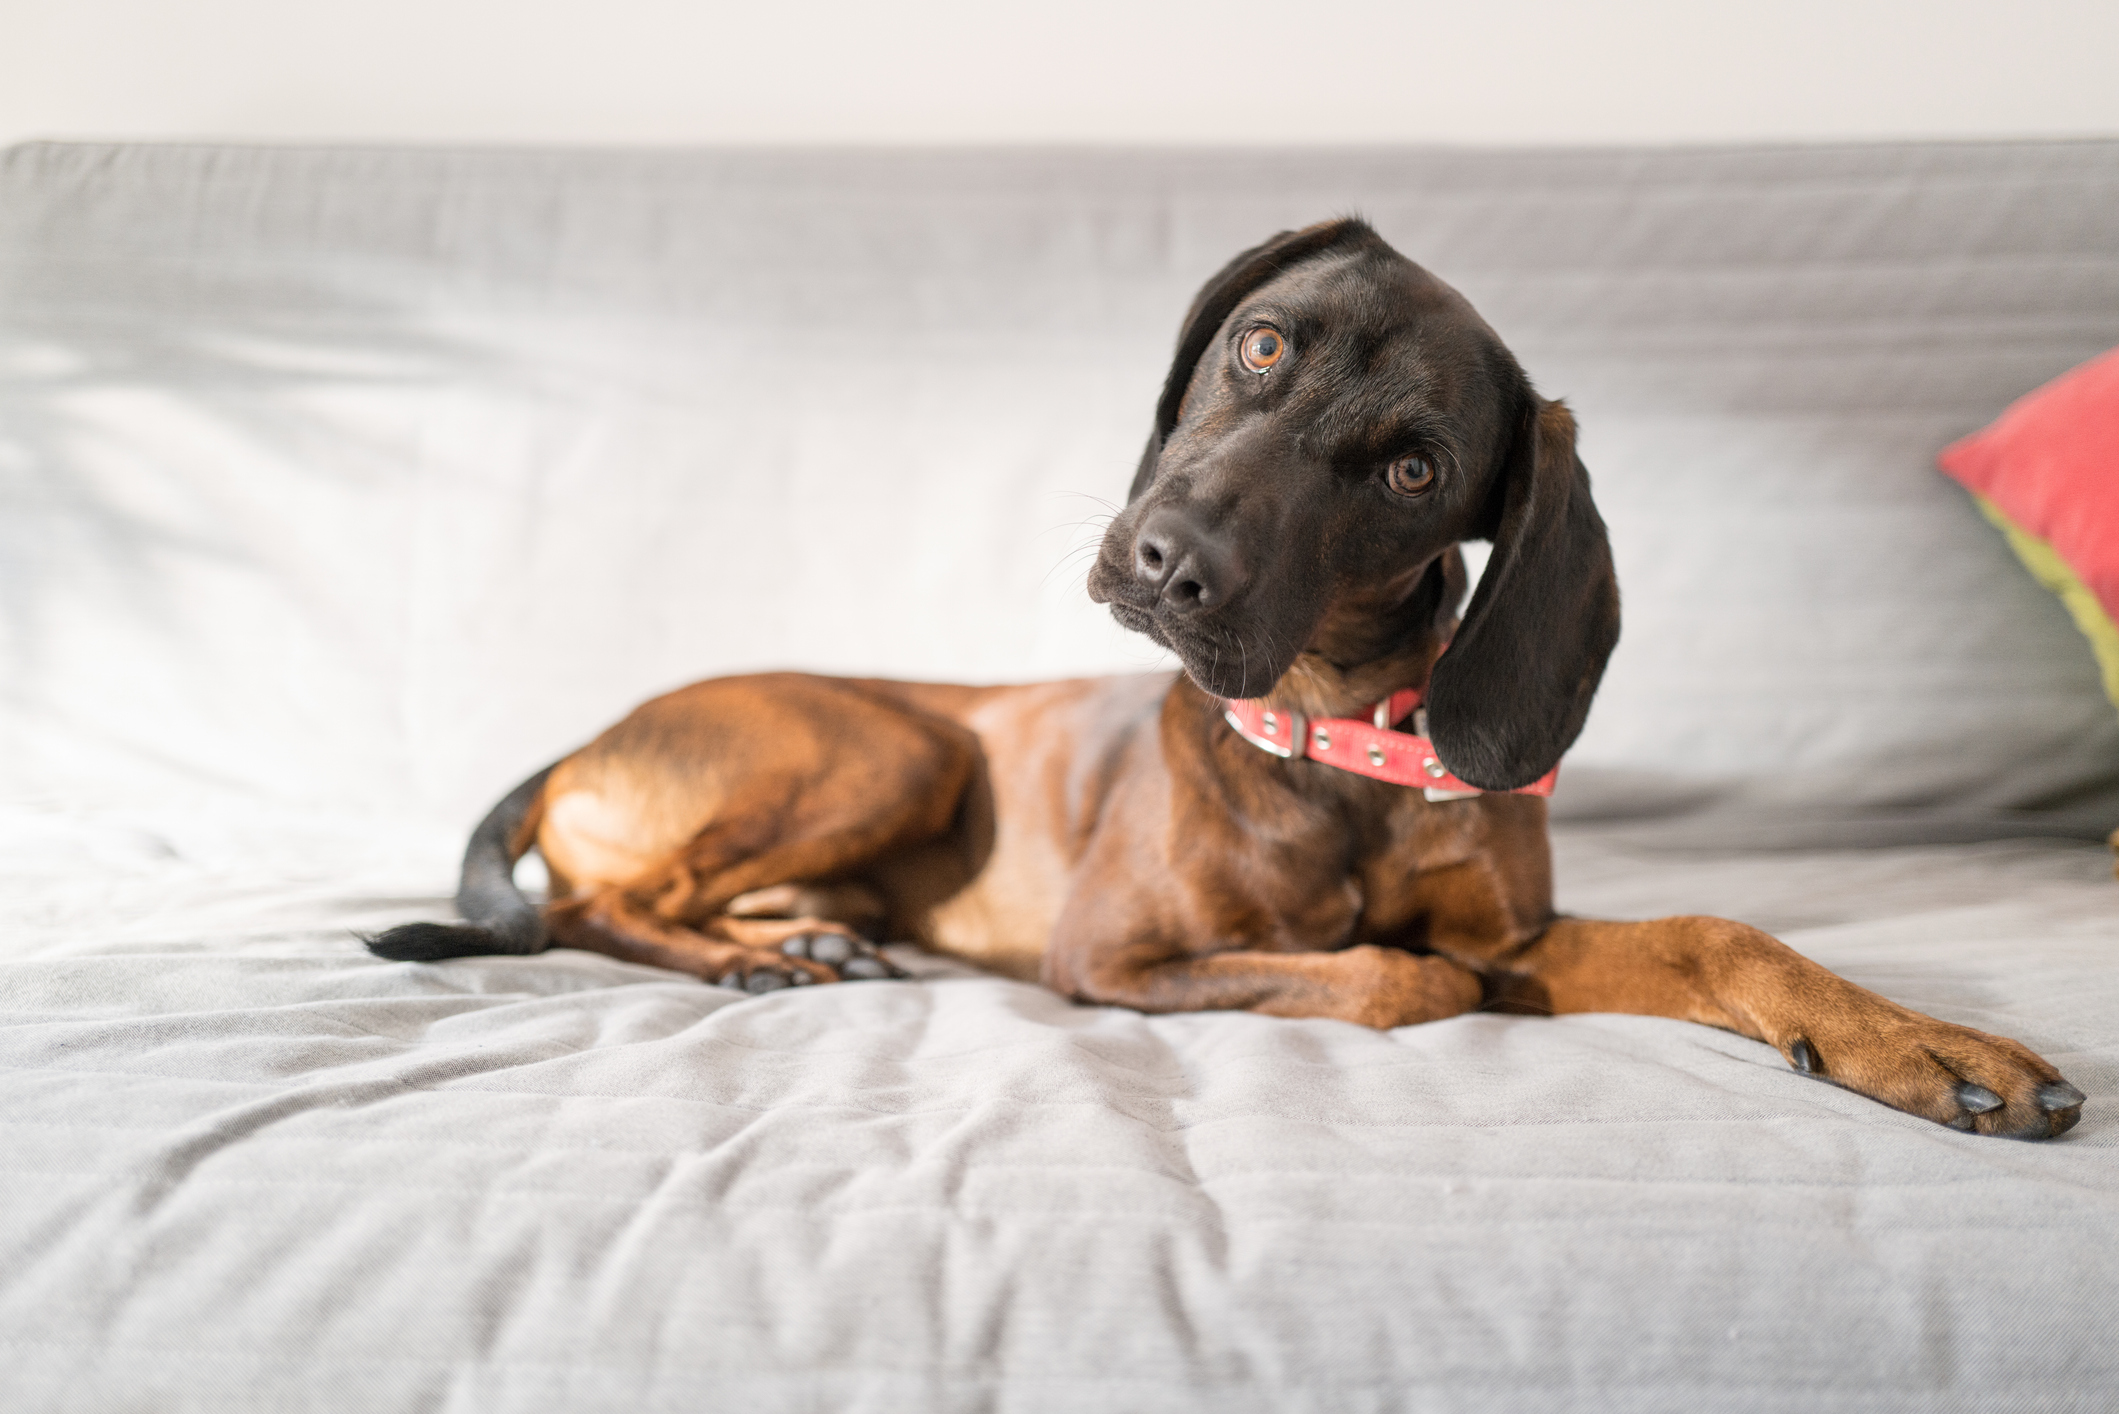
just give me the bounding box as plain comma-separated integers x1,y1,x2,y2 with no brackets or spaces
1222,689,1558,798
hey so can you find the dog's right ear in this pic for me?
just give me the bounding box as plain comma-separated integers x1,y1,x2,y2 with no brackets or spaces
1127,218,1379,502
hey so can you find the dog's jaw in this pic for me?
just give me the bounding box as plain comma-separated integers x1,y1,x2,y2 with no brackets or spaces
1101,600,1161,640
1164,629,1295,702
1089,554,1308,700
1090,536,1463,710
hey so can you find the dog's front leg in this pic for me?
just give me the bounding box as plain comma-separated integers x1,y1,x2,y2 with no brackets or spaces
1040,730,1487,1028
1477,916,2084,1139
1044,852,1481,1029
1054,938,1484,1029
1400,798,2084,1138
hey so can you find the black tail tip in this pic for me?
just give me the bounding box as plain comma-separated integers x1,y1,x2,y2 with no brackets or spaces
363,922,507,962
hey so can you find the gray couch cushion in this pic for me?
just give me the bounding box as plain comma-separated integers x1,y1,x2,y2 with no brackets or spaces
3,141,2116,842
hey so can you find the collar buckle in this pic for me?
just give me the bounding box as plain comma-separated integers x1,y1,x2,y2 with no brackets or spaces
1223,704,1308,759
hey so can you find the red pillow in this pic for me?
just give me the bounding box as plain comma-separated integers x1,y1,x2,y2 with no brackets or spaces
1938,345,2119,715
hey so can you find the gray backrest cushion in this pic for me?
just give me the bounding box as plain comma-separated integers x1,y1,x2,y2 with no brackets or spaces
3,142,2115,839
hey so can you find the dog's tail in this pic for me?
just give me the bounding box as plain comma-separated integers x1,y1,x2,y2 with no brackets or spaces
365,765,557,961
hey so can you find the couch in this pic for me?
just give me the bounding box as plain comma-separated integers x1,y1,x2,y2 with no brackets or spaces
3,139,2116,1412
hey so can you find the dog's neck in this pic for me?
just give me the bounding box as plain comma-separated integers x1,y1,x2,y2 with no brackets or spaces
1256,556,1463,719
1258,633,1451,720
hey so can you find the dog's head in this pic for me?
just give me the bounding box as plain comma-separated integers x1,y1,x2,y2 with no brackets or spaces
1087,218,1620,791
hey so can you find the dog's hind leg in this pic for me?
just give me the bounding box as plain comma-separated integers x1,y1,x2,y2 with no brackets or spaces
544,810,931,989
377,674,981,984
726,881,888,935
547,887,899,992
538,698,980,987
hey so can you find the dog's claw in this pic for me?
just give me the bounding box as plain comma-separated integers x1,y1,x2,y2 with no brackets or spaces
744,970,790,994
1956,1082,2004,1114
1952,1079,2084,1140
2027,1081,2085,1139
2038,1081,2086,1112
1789,1038,1819,1075
840,955,896,981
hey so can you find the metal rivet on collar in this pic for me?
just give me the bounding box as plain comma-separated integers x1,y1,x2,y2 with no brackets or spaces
1366,744,1387,767
1262,711,1279,736
1424,759,1447,779
1312,727,1331,750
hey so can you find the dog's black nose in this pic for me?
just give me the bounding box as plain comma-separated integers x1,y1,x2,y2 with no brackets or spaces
1133,507,1237,614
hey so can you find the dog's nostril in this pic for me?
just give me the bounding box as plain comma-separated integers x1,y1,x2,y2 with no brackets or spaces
1140,542,1164,571
1172,578,1203,605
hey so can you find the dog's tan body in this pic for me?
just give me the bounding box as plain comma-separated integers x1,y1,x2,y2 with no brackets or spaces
535,673,1139,985
373,219,2084,1140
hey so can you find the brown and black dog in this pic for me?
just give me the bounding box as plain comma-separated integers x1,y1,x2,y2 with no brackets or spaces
370,218,2083,1140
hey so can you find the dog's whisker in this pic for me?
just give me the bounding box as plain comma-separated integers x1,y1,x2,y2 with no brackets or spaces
1048,489,1124,514
1038,512,1118,538
1039,544,1109,592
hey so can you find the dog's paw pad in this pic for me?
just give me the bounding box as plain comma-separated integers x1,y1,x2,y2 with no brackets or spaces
781,931,856,966
778,931,904,980
712,959,812,993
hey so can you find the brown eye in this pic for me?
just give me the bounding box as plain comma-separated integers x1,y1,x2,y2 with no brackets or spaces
1386,454,1437,497
1238,327,1286,373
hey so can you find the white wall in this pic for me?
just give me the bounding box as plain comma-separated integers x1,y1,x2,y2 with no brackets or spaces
5,0,2118,149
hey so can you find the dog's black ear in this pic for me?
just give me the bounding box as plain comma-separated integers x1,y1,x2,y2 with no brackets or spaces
1128,218,1379,502
1426,398,1620,791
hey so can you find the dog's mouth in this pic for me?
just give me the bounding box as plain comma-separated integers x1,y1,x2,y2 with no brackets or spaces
1167,630,1291,700
1088,561,1171,643
1089,541,1300,699
1107,602,1294,701
1105,600,1161,639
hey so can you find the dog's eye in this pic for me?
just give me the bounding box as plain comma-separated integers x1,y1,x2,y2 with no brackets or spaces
1238,327,1286,373
1386,455,1437,497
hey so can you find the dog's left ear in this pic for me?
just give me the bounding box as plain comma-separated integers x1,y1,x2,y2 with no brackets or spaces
1425,398,1621,791
1128,219,1379,501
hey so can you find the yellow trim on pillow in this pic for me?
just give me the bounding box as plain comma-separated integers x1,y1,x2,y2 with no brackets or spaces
1972,493,2119,714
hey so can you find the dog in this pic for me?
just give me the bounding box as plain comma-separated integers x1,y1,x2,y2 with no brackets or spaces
370,218,2083,1140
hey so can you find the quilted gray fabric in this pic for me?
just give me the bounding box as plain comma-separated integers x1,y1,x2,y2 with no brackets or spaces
2,814,2115,1413
3,141,2117,1411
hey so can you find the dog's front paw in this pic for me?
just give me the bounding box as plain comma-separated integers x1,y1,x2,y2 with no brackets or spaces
1342,946,1483,1029
1782,1013,2083,1140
